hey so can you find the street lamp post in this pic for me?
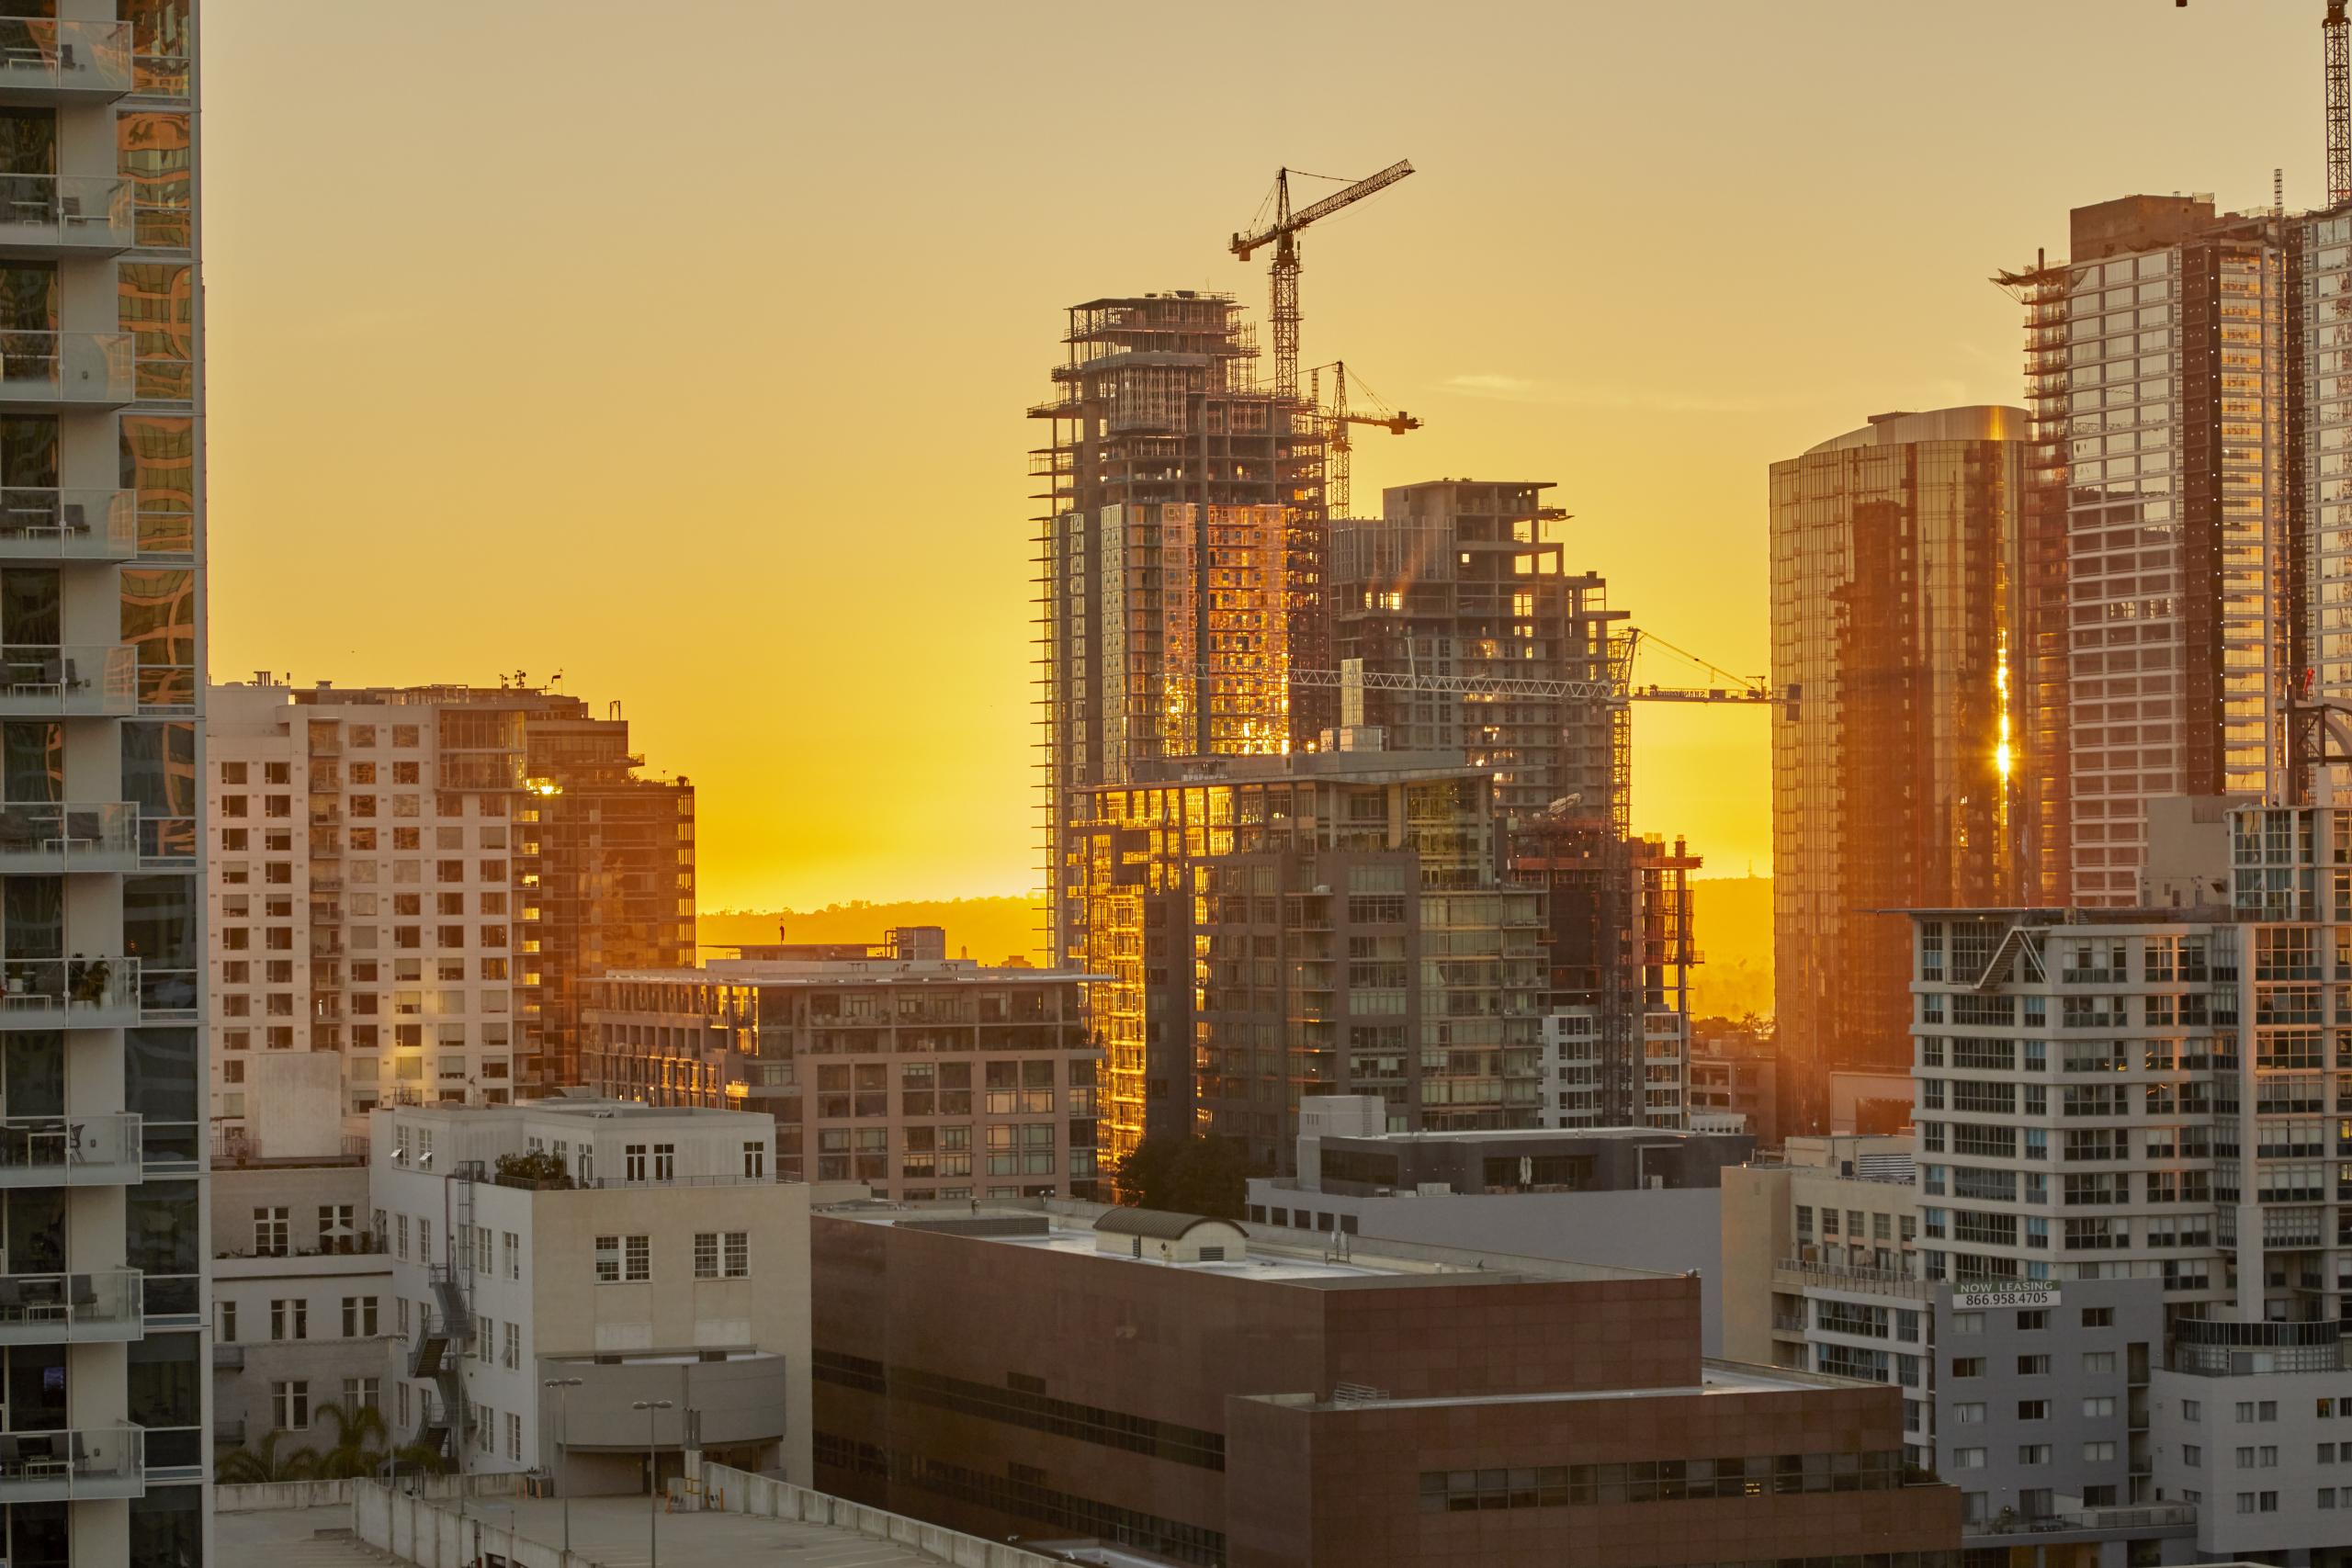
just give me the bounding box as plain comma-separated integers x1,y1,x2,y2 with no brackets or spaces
543,1377,583,1556
631,1398,673,1568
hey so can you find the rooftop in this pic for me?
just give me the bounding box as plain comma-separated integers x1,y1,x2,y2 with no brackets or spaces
1318,1124,1745,1147
600,956,1103,987
379,1097,769,1125
821,1201,1677,1289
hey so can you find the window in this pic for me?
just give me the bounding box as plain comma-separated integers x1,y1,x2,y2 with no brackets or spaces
626,1144,646,1181
2018,1400,2049,1421
1952,1358,1985,1378
625,1235,650,1280
2236,1447,2257,1468
503,1231,520,1280
653,1144,675,1182
269,1299,307,1340
743,1141,766,1178
2018,1310,2048,1331
2325,1399,2339,1420
1951,1313,1984,1336
2081,1306,2114,1328
2185,1400,2202,1420
1955,1402,1985,1424
725,1231,748,1277
343,1377,379,1413
396,1214,409,1258
474,1314,493,1361
254,1206,288,1257
340,1296,378,1337
594,1235,620,1282
506,1411,522,1462
2018,1445,2051,1465
2017,1355,2051,1376
2082,1351,2116,1374
219,1300,237,1342
2083,1441,2117,1462
695,1233,719,1279
2082,1396,2116,1418
1953,1448,1986,1470
272,1381,311,1431
503,1321,519,1371
2186,1445,2202,1467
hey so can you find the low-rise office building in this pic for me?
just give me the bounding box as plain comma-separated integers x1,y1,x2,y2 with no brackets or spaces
371,1099,809,1491
581,929,1105,1201
1245,1100,1751,1352
812,1197,1962,1568
210,1150,390,1460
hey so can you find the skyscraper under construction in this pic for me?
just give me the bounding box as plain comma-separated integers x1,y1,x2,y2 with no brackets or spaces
1030,293,1325,964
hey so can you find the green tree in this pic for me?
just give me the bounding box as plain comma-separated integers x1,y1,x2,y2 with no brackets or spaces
1112,1134,1246,1221
310,1401,391,1479
215,1427,319,1484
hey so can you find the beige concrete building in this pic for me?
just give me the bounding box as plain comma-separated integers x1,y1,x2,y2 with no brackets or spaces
369,1100,808,1494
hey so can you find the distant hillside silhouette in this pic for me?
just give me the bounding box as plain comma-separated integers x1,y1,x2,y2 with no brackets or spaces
699,897,1038,966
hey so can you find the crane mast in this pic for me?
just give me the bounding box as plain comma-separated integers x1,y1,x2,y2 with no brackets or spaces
1231,160,1414,405
1310,360,1420,515
2332,1,2349,205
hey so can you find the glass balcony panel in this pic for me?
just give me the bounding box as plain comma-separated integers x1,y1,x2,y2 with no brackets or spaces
0,333,133,408
0,1113,141,1186
0,644,135,716
0,175,131,254
0,1426,143,1501
0,20,132,102
0,802,137,872
0,1269,140,1343
0,958,140,1032
0,489,135,559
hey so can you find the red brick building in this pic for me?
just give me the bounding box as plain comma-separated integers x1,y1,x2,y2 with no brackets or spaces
812,1204,1961,1568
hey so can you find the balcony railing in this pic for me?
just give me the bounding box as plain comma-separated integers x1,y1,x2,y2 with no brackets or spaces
0,956,139,1029
0,1269,139,1342
0,1426,143,1501
0,333,132,409
0,489,134,559
0,644,133,716
0,175,130,254
0,803,136,872
0,21,132,103
0,1113,140,1187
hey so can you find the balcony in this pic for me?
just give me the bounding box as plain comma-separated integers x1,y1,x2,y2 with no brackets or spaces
0,1113,139,1188
0,489,134,561
0,1427,143,1502
0,957,139,1030
0,803,135,873
0,176,131,258
0,21,132,105
0,644,132,716
0,333,132,411
0,1269,139,1343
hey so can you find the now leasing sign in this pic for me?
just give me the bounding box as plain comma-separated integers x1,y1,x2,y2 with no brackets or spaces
1953,1285,2060,1311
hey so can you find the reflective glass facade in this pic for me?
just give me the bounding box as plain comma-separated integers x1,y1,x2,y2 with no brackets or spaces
1770,409,2029,1106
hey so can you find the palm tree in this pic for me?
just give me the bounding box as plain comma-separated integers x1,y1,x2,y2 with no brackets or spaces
215,1427,319,1484
311,1401,391,1480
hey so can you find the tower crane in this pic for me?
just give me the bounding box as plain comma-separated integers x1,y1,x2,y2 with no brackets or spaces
2330,1,2349,205
1307,360,1420,516
1231,161,1414,404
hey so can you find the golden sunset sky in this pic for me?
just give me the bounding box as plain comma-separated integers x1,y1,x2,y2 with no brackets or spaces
198,1,2322,915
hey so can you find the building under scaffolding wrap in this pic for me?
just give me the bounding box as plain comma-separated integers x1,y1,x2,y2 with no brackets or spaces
1031,293,1326,963
1331,479,1628,834
1509,815,1697,1128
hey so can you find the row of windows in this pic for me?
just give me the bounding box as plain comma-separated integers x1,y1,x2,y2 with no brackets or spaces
811,1353,1225,1470
218,1295,377,1343
266,1378,379,1432
591,1230,747,1282
1420,1451,1909,1511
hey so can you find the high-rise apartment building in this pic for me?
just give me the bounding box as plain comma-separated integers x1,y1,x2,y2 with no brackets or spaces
205,682,691,1137
2004,197,2296,905
1770,406,2030,1122
0,6,211,1564
579,928,1105,1201
1068,744,1543,1171
1903,796,2352,1560
1031,293,1323,963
